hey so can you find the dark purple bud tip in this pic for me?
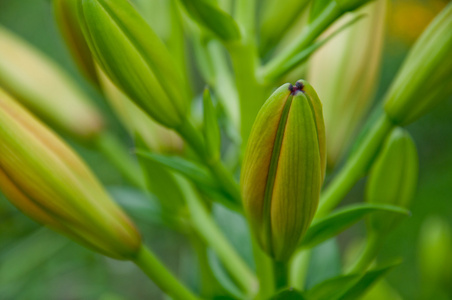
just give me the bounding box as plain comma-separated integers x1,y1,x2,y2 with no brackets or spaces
289,81,305,95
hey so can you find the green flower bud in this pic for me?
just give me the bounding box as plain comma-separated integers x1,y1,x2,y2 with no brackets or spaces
0,26,104,141
384,3,452,125
53,0,99,85
309,0,386,168
241,80,326,260
78,0,189,129
366,128,418,234
418,216,452,292
0,89,141,260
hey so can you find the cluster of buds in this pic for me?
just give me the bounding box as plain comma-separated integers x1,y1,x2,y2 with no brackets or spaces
241,80,326,260
0,90,141,260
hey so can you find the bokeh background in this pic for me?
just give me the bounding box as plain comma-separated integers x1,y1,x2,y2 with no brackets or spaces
0,0,451,299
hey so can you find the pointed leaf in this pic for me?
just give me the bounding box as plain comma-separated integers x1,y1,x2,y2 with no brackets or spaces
300,204,409,249
203,88,221,160
271,288,306,300
338,260,402,300
136,150,217,188
305,274,360,300
179,0,241,41
305,260,401,300
269,13,365,81
207,249,244,299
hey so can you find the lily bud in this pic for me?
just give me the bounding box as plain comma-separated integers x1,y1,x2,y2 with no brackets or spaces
0,26,104,142
418,216,452,292
0,89,141,260
384,3,452,125
309,0,386,168
366,128,418,234
53,0,99,85
78,0,189,129
241,80,326,260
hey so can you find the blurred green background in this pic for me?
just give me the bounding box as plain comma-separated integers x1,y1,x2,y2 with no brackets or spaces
0,0,451,299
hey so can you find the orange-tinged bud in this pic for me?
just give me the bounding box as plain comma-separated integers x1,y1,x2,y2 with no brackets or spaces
0,89,141,260
241,80,326,260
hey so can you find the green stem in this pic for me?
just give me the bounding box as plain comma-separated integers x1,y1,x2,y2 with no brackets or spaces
180,178,258,296
251,237,275,299
315,114,394,218
94,132,146,189
261,1,341,81
273,260,288,290
176,119,241,204
228,42,267,146
289,249,311,290
346,232,382,274
133,246,200,300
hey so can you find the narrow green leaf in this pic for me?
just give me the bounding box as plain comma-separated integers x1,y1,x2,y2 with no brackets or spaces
300,204,409,249
304,274,360,300
135,149,240,210
203,88,221,160
207,249,244,299
134,136,185,216
179,0,241,41
270,288,306,300
136,149,218,188
305,260,401,300
338,260,402,300
268,14,365,81
309,0,333,23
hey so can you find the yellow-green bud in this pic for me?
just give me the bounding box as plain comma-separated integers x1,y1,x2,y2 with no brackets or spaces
0,89,141,260
241,80,326,260
309,0,386,168
384,3,452,125
366,128,418,234
0,26,104,141
78,0,189,129
53,0,99,86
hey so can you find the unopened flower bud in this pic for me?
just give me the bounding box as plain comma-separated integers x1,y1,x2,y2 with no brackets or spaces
0,90,141,260
241,80,326,260
53,0,99,85
384,3,452,125
0,26,104,141
418,216,452,291
78,0,189,129
366,128,418,234
309,0,386,168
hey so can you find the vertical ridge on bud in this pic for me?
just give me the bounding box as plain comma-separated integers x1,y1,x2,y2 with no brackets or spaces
241,80,325,260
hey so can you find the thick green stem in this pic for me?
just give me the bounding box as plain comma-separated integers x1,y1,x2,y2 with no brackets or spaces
180,178,258,297
133,246,200,300
251,237,275,299
261,1,341,81
176,119,241,204
94,132,146,189
316,114,395,218
346,232,382,274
